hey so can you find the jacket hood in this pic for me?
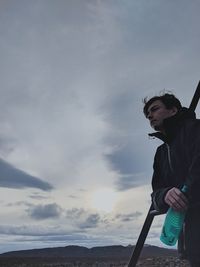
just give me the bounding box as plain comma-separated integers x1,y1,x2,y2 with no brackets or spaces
148,107,196,142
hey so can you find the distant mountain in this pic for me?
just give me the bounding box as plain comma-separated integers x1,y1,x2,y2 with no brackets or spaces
0,245,177,259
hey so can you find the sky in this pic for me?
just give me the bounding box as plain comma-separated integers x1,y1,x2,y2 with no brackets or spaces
0,0,200,253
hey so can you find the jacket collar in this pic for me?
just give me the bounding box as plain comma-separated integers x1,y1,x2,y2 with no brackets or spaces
148,107,196,143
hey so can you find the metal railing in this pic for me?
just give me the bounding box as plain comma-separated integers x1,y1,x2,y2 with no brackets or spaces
128,205,164,267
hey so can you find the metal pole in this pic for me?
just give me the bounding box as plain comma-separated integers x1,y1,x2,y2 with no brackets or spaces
128,205,163,267
189,80,200,111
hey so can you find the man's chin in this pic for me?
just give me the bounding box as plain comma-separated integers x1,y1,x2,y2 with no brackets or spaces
153,125,161,131
150,121,162,131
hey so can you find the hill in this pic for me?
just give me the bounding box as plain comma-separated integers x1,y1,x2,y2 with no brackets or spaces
0,244,177,259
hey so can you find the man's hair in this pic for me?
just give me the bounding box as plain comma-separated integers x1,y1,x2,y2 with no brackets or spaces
143,93,182,117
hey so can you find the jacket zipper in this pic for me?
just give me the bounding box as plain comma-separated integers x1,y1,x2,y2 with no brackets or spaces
166,143,174,173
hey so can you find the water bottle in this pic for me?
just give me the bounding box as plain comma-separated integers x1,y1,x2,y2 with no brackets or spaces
160,185,188,246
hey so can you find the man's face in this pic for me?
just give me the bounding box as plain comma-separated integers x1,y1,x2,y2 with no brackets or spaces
146,100,177,131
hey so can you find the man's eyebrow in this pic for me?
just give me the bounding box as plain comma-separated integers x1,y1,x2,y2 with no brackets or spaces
146,104,160,116
150,104,160,110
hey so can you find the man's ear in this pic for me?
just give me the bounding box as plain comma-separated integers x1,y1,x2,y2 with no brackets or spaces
171,106,178,115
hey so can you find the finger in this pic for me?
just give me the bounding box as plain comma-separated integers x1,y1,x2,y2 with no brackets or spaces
167,194,180,208
168,194,187,211
165,188,187,206
164,188,188,211
170,188,188,204
172,194,188,209
174,189,188,205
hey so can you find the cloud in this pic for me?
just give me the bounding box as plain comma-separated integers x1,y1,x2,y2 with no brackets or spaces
27,203,62,220
115,172,148,191
106,145,140,175
29,192,50,200
68,195,79,199
0,159,53,191
79,214,101,229
0,224,71,237
66,209,101,230
102,90,156,191
5,201,31,207
15,233,91,243
66,208,85,220
115,212,142,222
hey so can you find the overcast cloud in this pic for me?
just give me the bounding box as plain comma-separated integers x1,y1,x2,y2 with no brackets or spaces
0,159,52,190
27,203,63,220
0,0,200,253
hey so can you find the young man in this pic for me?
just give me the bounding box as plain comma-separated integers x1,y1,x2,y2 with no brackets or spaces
143,94,200,267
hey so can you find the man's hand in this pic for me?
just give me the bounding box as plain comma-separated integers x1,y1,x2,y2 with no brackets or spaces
164,187,188,212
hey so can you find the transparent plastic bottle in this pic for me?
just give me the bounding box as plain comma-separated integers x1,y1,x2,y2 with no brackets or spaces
160,185,188,246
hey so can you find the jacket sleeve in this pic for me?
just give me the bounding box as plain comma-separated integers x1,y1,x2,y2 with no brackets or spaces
184,120,200,205
151,147,171,213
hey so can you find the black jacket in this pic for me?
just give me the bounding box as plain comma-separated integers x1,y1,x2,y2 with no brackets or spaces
150,107,200,261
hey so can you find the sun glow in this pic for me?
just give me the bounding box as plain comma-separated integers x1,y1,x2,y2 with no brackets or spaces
90,188,118,213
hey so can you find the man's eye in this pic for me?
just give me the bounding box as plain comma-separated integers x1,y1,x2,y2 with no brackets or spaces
152,107,159,112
